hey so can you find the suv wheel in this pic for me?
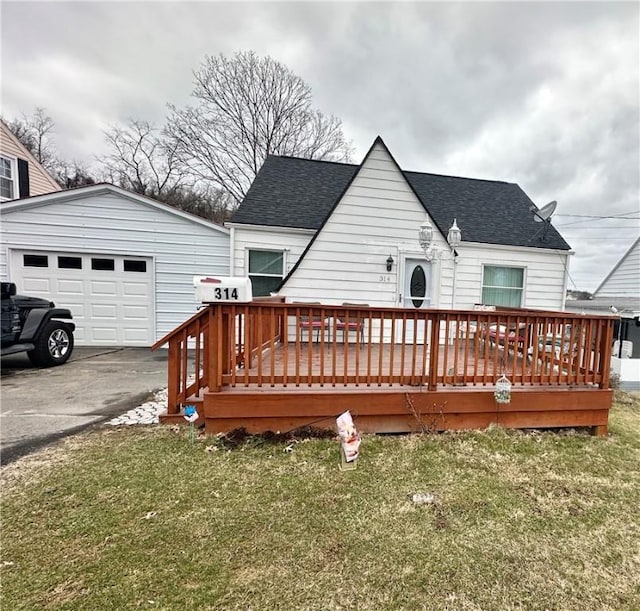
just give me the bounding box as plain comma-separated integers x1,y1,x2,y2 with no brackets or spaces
27,321,74,367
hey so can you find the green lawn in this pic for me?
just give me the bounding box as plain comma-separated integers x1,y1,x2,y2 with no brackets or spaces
2,393,639,610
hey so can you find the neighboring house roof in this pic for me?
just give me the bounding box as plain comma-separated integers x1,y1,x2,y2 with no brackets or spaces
1,183,229,234
0,120,61,194
566,297,640,317
232,136,571,251
593,236,640,297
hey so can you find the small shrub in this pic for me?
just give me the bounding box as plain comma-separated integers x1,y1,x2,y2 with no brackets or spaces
609,369,621,390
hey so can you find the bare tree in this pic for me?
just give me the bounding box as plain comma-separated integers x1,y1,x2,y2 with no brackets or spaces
158,186,235,225
52,159,96,189
167,51,353,203
3,108,99,188
98,119,190,198
97,119,235,223
4,107,57,170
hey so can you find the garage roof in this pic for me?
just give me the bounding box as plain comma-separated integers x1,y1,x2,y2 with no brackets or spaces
1,183,229,234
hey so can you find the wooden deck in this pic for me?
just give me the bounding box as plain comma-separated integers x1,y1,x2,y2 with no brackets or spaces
152,301,615,436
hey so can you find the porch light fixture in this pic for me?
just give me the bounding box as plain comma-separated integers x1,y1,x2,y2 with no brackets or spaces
447,219,462,249
418,216,462,261
386,254,394,272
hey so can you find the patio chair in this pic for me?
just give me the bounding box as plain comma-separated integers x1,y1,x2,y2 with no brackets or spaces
335,303,367,344
534,324,579,361
487,322,529,356
293,302,327,343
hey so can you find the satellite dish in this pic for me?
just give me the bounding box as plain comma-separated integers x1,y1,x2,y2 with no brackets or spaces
532,200,557,222
528,200,558,243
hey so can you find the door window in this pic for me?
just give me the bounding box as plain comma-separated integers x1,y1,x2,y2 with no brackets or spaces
403,259,431,309
410,266,427,308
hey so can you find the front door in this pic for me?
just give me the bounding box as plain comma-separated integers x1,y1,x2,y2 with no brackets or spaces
397,258,431,343
403,259,431,309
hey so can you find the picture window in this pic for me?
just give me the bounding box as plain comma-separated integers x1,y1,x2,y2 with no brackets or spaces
481,266,524,308
248,249,284,297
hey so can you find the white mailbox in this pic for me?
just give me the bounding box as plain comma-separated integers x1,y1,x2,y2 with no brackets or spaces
193,276,253,303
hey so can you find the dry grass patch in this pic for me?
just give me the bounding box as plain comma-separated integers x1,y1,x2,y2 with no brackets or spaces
2,394,640,610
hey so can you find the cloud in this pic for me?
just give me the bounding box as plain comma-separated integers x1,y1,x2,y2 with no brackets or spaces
1,0,638,291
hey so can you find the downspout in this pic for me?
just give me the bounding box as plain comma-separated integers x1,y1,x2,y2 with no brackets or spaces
229,226,235,276
451,254,458,309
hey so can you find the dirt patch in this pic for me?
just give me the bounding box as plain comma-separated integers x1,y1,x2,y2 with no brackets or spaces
217,426,335,450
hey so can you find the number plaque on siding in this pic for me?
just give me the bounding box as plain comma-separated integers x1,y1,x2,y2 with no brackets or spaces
193,276,253,303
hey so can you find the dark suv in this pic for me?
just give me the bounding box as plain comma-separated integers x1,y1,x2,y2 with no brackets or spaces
1,282,75,367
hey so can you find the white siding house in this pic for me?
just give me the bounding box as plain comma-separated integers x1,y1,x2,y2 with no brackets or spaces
230,137,572,313
566,237,640,389
1,184,229,346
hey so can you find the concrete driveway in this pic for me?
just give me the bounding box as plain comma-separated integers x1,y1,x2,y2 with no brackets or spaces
1,346,168,465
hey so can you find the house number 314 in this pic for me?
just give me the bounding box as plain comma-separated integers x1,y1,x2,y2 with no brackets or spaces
214,287,239,300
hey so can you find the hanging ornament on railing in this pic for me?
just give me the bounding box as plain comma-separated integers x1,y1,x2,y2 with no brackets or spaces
494,374,512,404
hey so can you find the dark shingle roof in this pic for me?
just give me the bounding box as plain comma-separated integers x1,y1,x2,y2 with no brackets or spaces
231,152,571,251
232,156,358,230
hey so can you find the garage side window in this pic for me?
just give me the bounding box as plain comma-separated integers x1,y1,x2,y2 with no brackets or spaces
0,156,16,201
481,266,524,307
248,249,283,297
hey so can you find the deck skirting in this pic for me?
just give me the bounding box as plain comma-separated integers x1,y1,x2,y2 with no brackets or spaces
193,386,612,436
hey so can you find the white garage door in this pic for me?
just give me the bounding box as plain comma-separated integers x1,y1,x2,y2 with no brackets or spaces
10,250,154,346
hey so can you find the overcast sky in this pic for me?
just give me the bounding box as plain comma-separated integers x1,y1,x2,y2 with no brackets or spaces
2,0,639,292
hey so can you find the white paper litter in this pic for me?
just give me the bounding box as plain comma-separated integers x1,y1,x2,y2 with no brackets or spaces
336,410,361,462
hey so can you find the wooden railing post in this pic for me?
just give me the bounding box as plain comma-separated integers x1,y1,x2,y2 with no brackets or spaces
221,309,231,376
599,318,614,388
167,337,179,414
428,312,439,391
209,306,221,392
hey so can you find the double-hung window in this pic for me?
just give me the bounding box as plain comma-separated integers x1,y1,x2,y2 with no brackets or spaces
248,249,284,297
481,266,524,308
0,156,16,201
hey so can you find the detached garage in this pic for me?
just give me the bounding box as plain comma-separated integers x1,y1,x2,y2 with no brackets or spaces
0,184,229,346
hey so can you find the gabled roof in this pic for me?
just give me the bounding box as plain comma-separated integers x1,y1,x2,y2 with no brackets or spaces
594,236,640,296
232,137,571,251
1,183,229,234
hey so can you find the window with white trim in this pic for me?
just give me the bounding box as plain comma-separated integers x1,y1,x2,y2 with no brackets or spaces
0,156,16,201
248,249,284,297
481,266,524,308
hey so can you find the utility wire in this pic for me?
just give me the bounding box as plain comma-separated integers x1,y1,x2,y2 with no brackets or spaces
556,226,639,230
555,211,639,218
555,217,639,228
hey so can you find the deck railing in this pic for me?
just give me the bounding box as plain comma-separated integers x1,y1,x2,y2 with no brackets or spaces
153,303,615,415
